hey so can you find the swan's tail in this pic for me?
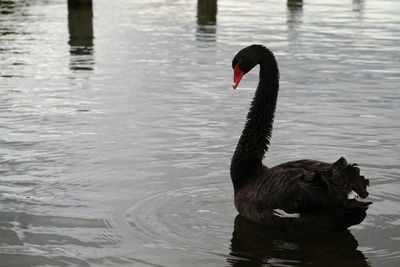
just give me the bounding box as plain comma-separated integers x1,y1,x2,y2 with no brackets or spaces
331,157,370,199
329,157,372,228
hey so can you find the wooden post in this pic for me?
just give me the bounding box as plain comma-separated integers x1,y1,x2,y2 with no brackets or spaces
287,0,303,9
197,0,217,26
68,0,94,70
196,0,217,42
68,0,92,8
287,0,303,24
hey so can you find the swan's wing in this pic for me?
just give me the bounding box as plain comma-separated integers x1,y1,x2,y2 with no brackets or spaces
267,157,370,214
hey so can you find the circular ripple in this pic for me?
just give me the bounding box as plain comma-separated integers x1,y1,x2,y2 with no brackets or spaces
123,183,235,252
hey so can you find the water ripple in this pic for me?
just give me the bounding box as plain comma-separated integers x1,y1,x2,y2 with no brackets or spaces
1,0,399,266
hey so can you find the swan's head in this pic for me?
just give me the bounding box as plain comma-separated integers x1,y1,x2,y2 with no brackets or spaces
232,44,267,89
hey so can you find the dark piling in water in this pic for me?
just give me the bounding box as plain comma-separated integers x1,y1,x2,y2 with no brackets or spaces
68,0,92,8
68,0,93,47
196,0,217,42
197,0,217,26
67,0,94,70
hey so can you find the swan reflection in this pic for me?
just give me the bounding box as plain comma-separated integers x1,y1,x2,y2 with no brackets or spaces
228,215,368,267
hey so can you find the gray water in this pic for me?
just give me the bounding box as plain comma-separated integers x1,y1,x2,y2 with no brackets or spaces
1,0,399,266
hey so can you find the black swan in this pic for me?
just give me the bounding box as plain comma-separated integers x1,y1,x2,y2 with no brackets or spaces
230,44,371,230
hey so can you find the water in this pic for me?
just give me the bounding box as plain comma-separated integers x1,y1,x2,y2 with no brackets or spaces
0,0,399,266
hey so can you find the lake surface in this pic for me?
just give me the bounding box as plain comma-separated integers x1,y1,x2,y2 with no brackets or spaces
1,0,399,266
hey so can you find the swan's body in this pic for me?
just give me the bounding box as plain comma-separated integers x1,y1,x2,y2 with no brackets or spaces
230,45,371,230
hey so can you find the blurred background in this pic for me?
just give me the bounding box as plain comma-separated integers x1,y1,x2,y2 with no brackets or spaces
0,0,399,266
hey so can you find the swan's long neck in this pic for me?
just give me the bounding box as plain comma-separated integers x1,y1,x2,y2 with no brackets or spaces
231,53,279,188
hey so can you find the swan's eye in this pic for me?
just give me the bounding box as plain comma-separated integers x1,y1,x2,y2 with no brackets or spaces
234,59,243,71
233,59,242,69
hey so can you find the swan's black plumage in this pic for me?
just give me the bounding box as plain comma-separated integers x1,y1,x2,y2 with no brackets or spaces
230,44,371,230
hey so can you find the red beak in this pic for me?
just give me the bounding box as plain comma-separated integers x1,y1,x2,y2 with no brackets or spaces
232,63,244,89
